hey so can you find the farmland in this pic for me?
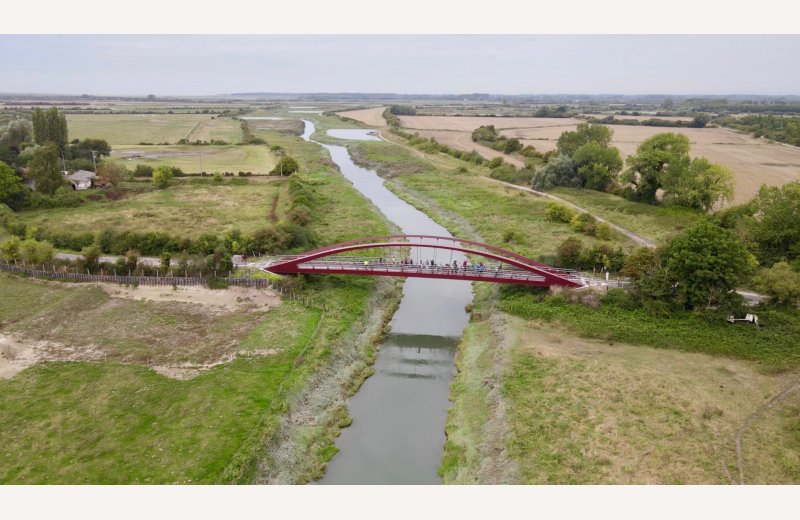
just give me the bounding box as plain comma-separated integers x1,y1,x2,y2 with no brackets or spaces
383,115,800,205
112,144,276,174
66,113,241,145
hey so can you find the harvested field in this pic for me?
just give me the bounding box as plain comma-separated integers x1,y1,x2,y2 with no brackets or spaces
186,117,243,143
66,113,217,145
398,115,800,204
335,107,388,127
398,115,582,132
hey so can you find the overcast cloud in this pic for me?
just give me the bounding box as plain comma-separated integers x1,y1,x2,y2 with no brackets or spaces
1,35,797,96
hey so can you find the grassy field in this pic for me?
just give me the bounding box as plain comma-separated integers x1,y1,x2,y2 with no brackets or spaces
441,286,800,484
10,124,386,248
347,140,639,260
112,144,276,174
0,112,398,483
549,187,704,245
0,273,382,483
11,179,283,240
66,113,228,145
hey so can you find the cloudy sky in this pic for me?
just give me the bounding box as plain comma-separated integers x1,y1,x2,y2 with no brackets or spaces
1,35,798,96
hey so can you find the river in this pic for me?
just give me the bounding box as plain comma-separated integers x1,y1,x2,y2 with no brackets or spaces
300,120,474,484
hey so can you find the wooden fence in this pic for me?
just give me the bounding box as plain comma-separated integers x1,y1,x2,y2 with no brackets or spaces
0,263,273,289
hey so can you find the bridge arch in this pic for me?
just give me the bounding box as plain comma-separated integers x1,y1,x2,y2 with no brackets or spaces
264,236,583,288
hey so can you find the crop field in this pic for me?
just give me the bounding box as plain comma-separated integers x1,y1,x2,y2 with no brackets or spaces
396,115,800,205
186,117,243,143
112,144,276,174
66,114,231,145
335,107,388,127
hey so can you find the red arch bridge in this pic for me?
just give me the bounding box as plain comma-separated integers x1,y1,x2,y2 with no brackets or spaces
261,235,592,288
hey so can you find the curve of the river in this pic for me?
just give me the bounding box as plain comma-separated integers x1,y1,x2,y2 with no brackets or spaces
300,121,473,484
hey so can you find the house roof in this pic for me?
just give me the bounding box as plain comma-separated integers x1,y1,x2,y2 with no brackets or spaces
67,170,97,181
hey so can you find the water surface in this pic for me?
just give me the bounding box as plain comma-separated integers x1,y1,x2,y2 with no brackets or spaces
301,120,473,484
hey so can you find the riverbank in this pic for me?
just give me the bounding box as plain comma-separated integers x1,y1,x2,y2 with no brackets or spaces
327,117,800,483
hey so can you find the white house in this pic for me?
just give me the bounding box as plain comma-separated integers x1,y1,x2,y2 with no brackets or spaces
64,169,97,190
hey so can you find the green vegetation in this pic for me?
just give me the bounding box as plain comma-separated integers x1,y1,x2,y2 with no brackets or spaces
621,132,734,210
113,144,276,175
270,155,299,176
32,107,68,149
348,140,637,261
720,114,800,146
66,113,223,145
389,105,416,116
549,187,703,244
500,290,800,371
152,165,173,189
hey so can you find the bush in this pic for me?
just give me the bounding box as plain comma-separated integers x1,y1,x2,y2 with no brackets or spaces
556,237,584,268
753,261,800,306
487,157,504,169
0,235,21,261
570,212,597,234
81,243,102,272
271,156,299,176
152,165,173,188
19,238,54,264
544,203,576,224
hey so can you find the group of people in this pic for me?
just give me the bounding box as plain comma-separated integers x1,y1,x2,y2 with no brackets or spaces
361,257,497,274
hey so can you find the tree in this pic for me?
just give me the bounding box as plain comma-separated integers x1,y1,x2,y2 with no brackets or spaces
689,114,710,128
753,261,800,306
27,143,65,196
152,165,173,189
556,123,613,156
572,141,623,191
663,220,756,308
661,157,733,211
31,107,68,150
0,161,24,205
556,237,584,268
531,154,578,190
271,156,299,176
503,138,522,154
81,244,102,272
621,133,691,204
97,161,128,187
747,182,800,265
0,118,33,164
471,125,498,142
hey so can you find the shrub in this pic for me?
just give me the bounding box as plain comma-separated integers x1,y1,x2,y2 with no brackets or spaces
556,237,584,268
487,157,504,169
0,235,21,261
81,243,102,272
753,261,800,306
152,165,173,188
271,156,299,176
544,203,576,224
570,212,597,234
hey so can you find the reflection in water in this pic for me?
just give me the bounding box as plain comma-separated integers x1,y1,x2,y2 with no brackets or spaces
301,120,473,484
320,334,458,484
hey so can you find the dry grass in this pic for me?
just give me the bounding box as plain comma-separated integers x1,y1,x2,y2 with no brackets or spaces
503,317,800,484
186,117,243,143
66,113,217,145
336,107,388,127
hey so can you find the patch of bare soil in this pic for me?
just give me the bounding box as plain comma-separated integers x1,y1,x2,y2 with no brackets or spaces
97,283,280,314
336,107,388,127
0,335,47,379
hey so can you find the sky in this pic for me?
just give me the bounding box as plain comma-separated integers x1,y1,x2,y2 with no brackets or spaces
1,35,798,97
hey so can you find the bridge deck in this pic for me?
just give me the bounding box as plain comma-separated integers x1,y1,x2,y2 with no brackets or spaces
265,259,586,286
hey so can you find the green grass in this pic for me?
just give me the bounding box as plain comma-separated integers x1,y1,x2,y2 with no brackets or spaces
11,179,284,239
348,141,638,259
549,187,705,245
0,114,398,483
113,144,276,174
499,292,800,371
67,113,222,145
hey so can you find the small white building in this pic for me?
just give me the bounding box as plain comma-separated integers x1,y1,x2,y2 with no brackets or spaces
63,169,97,190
